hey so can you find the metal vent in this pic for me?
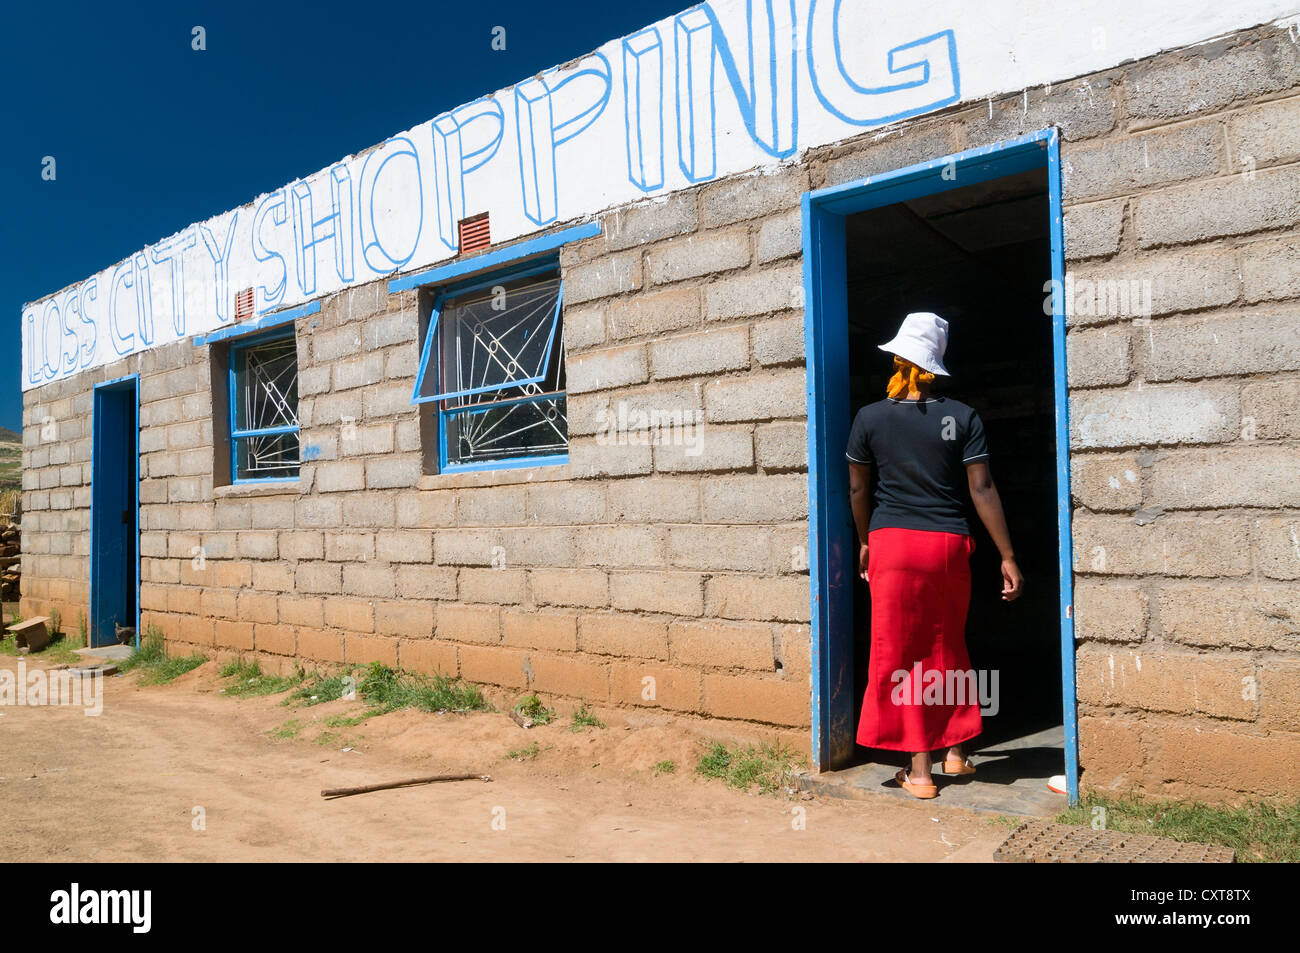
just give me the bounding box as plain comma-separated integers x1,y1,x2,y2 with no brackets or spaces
994,821,1235,863
458,213,490,253
235,288,255,321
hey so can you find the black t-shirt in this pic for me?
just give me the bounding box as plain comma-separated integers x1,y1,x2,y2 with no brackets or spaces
845,396,990,536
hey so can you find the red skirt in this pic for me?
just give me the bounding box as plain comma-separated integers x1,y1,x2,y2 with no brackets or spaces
856,526,983,752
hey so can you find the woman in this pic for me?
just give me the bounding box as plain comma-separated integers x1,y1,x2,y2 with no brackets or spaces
845,312,1023,799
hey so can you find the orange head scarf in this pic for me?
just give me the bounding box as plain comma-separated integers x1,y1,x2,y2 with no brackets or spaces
886,355,935,399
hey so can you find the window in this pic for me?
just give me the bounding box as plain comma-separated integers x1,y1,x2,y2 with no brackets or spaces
229,328,300,482
412,260,568,472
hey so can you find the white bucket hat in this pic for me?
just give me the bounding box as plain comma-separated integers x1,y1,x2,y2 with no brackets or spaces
878,312,951,377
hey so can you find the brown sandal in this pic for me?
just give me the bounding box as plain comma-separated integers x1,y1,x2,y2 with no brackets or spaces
941,758,976,776
895,768,938,799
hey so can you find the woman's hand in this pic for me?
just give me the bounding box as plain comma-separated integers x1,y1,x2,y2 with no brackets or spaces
859,542,870,582
1000,557,1024,601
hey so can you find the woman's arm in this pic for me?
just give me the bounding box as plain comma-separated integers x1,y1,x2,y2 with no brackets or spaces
966,460,1024,601
849,462,872,581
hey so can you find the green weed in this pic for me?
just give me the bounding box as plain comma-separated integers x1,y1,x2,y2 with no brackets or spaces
695,740,803,796
1057,792,1300,863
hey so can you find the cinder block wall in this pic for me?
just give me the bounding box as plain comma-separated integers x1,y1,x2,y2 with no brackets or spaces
1058,30,1300,803
21,23,1300,797
20,165,816,744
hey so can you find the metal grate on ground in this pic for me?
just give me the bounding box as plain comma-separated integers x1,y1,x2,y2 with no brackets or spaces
994,820,1234,863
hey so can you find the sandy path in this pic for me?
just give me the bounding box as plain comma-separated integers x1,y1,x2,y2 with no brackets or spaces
0,655,1009,862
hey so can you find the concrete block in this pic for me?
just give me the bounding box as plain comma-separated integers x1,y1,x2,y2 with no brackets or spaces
1072,581,1147,642
563,250,642,305
1063,121,1222,201
435,604,502,645
704,263,803,322
530,568,609,608
503,610,578,651
650,326,749,380
1070,383,1238,448
1158,583,1300,650
756,208,803,263
1135,166,1300,247
751,315,805,366
605,191,698,251
1066,327,1130,386
647,229,750,285
701,474,808,523
652,423,752,474
1151,446,1300,509
1125,34,1300,124
1242,379,1300,438
1142,311,1300,381
605,477,701,523
1070,452,1143,512
1076,646,1254,719
608,571,704,615
458,567,526,604
1252,516,1300,580
1241,236,1300,304
567,344,649,394
706,369,806,423
579,613,669,659
1071,515,1251,577
1229,94,1300,168
705,575,811,623
701,168,806,228
1066,246,1240,324
607,286,701,341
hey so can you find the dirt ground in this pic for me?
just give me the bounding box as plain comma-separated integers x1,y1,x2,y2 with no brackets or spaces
0,653,1014,862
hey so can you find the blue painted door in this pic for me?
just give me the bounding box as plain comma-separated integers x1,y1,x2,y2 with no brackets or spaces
802,130,1079,802
90,380,138,648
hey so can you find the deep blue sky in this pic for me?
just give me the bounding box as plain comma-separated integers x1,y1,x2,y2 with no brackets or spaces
0,0,689,430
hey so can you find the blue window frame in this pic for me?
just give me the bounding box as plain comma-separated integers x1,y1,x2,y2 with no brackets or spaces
228,327,300,482
411,258,568,473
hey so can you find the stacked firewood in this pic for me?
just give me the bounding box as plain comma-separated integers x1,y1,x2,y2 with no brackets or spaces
0,522,19,601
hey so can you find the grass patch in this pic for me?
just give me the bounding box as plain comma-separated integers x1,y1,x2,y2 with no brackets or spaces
695,740,803,796
507,742,541,762
36,633,86,666
653,760,676,777
218,658,304,697
358,663,490,715
323,712,372,728
1056,792,1300,863
569,704,605,731
269,719,302,740
116,629,206,685
288,671,356,707
513,693,555,726
314,730,342,747
285,664,491,724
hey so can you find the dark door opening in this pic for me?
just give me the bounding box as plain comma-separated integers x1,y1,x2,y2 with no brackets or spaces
842,168,1064,800
91,377,139,649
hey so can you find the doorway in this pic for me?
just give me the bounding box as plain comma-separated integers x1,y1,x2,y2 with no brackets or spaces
90,375,139,649
801,129,1078,806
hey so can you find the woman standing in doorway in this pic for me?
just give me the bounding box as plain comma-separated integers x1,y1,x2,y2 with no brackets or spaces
845,312,1023,799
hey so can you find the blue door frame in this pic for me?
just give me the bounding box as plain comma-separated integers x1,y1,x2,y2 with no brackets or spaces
90,374,140,649
800,127,1079,805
